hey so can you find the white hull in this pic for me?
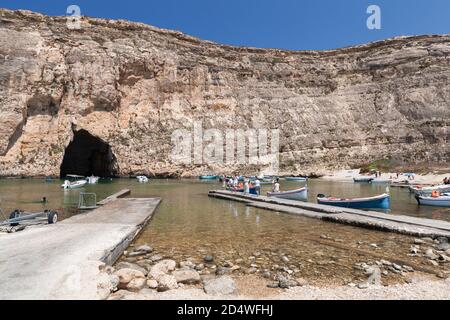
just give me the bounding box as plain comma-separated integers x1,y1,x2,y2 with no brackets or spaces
267,187,307,201
353,176,373,183
137,176,149,183
87,176,99,184
417,195,450,207
410,184,450,195
370,179,392,184
62,180,87,189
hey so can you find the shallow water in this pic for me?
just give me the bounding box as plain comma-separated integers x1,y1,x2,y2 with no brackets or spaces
2,178,446,285
0,178,448,220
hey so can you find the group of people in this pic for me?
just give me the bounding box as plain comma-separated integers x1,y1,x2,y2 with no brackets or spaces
222,175,281,195
443,177,450,185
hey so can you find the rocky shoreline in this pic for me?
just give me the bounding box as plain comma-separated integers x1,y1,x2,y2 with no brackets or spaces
97,235,450,300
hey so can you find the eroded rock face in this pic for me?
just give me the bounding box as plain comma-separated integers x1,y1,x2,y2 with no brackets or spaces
0,9,449,177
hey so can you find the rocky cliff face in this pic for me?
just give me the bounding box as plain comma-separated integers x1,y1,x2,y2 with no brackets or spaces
0,9,449,177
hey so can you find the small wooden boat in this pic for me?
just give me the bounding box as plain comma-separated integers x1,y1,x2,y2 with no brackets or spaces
227,186,258,195
284,177,308,182
353,176,374,183
61,180,87,189
137,175,149,183
199,175,218,180
317,193,390,209
267,187,308,201
409,184,450,195
415,194,450,207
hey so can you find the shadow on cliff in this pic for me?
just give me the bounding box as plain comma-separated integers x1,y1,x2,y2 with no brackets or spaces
60,129,117,178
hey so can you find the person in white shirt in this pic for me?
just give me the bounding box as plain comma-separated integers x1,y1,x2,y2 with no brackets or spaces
254,179,261,195
233,176,239,187
272,178,280,193
243,179,250,194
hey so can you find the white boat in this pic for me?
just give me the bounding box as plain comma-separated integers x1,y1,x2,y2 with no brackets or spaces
137,175,149,183
86,176,100,184
353,176,374,183
61,180,87,189
267,187,308,201
370,178,392,184
409,184,450,195
415,194,450,207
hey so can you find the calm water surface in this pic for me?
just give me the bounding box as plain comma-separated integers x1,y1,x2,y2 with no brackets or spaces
1,178,447,285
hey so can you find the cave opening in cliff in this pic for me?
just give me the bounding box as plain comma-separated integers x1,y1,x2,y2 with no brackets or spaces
60,130,117,178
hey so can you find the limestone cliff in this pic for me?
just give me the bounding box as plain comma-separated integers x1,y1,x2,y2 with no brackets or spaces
0,9,449,177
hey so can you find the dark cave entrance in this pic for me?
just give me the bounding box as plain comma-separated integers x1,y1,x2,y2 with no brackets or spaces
60,130,117,178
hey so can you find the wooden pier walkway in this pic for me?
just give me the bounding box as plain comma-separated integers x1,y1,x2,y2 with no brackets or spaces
208,190,450,239
0,197,160,300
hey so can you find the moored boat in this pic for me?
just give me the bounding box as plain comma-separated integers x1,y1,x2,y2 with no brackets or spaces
86,175,100,184
284,177,308,182
137,175,149,183
61,180,87,189
199,175,218,180
317,193,390,209
227,186,258,195
370,178,392,184
409,184,450,195
353,176,374,183
267,187,308,201
415,194,450,207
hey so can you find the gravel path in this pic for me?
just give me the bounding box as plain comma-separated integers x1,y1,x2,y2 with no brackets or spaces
279,277,450,300
109,275,450,300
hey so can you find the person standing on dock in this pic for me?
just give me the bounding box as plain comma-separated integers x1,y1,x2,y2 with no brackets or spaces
272,178,280,193
254,178,261,195
243,178,250,194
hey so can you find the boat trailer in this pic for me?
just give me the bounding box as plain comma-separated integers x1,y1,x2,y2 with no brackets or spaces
0,209,58,227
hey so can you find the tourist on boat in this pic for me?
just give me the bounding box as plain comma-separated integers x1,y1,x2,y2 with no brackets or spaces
233,176,239,187
444,177,449,185
254,178,261,195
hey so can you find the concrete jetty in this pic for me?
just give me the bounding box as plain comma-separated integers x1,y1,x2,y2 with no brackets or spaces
208,190,450,239
0,197,160,300
97,189,131,205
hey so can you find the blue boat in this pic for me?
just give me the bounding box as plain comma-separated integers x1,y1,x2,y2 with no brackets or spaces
227,187,258,195
317,193,390,209
284,177,308,181
199,175,218,180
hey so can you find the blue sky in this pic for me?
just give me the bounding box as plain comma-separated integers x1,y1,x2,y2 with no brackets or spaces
1,0,449,50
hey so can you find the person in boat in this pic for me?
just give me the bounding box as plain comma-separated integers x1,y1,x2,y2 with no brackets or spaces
233,176,239,187
254,178,261,195
443,177,449,185
431,190,440,198
272,178,280,193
